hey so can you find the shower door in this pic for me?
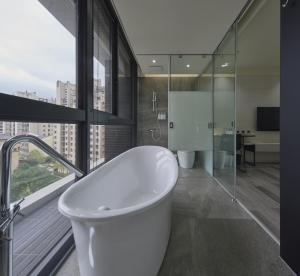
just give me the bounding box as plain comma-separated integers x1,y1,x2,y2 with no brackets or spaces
168,55,213,174
213,27,236,195
169,91,212,150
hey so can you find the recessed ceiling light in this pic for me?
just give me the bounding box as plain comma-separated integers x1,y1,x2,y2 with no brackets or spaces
152,59,156,63
221,62,229,68
186,64,190,68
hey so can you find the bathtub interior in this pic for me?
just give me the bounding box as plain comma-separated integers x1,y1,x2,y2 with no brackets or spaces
59,146,178,219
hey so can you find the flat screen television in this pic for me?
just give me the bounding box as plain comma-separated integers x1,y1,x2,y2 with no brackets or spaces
257,107,280,131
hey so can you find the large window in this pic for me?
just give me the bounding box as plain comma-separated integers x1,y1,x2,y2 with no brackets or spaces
0,0,77,107
0,0,137,274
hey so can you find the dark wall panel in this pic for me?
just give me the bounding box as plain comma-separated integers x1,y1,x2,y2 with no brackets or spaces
280,1,300,275
104,125,132,161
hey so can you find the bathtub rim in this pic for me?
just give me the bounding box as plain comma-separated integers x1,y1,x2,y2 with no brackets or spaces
58,146,178,222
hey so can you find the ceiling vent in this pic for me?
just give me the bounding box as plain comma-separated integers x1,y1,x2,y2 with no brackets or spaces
148,65,164,73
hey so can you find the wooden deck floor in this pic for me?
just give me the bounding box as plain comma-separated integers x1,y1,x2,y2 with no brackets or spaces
13,197,71,276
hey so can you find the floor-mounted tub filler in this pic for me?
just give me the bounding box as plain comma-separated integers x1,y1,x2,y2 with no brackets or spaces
58,146,178,276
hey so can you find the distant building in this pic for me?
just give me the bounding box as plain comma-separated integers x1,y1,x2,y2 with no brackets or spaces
0,133,20,171
0,83,106,166
54,80,105,166
0,91,55,160
0,91,55,138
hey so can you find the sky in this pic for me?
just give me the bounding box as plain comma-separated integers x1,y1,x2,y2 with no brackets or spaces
0,0,105,99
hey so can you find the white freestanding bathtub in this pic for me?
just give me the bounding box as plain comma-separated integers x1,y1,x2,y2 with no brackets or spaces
58,146,178,276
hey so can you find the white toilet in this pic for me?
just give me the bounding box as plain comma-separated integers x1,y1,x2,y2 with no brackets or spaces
177,150,195,169
213,150,227,170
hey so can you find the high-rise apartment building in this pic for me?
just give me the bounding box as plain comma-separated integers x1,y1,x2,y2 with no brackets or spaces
0,91,55,159
0,83,105,166
54,81,77,164
54,80,105,166
0,91,55,138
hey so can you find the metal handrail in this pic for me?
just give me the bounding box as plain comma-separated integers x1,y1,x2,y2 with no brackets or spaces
0,134,83,276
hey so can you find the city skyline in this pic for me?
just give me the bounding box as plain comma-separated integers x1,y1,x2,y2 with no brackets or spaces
0,79,106,167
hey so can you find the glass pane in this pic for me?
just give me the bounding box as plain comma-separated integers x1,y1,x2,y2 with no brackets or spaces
236,0,280,240
0,0,77,107
10,143,72,203
93,0,112,112
213,26,236,194
90,124,132,169
118,37,132,119
0,121,77,202
53,123,77,165
169,55,213,175
90,124,105,169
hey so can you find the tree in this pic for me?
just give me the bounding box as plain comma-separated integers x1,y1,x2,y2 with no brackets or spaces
27,149,46,165
11,161,62,202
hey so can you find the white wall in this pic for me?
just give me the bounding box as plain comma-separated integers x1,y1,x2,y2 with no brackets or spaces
236,74,280,144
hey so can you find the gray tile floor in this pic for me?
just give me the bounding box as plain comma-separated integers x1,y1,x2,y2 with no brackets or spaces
56,167,295,276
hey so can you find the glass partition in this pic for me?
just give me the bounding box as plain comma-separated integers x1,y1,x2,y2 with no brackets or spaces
236,0,280,240
213,27,236,194
169,55,213,175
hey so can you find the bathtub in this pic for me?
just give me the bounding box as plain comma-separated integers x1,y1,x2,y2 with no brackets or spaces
58,146,178,276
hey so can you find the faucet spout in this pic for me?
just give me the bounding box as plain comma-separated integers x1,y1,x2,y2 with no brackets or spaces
0,134,83,276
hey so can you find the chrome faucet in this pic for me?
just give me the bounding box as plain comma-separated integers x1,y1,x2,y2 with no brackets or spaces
0,135,83,276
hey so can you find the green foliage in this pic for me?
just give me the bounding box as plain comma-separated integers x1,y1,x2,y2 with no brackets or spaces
17,161,31,170
44,156,54,164
10,146,72,202
27,149,46,165
11,160,62,202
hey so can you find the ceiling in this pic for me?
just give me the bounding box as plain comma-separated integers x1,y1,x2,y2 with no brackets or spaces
137,55,213,75
112,0,248,56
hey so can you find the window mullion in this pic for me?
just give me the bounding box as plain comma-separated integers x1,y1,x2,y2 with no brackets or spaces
77,0,93,174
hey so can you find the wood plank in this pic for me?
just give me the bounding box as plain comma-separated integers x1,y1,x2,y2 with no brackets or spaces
13,197,71,276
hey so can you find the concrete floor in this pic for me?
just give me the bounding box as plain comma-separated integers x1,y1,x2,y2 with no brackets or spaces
56,167,295,276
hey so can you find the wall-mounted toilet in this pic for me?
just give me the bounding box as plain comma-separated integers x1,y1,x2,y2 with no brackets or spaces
177,150,195,169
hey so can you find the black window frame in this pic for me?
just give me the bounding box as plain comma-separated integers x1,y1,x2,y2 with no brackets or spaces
0,0,137,273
